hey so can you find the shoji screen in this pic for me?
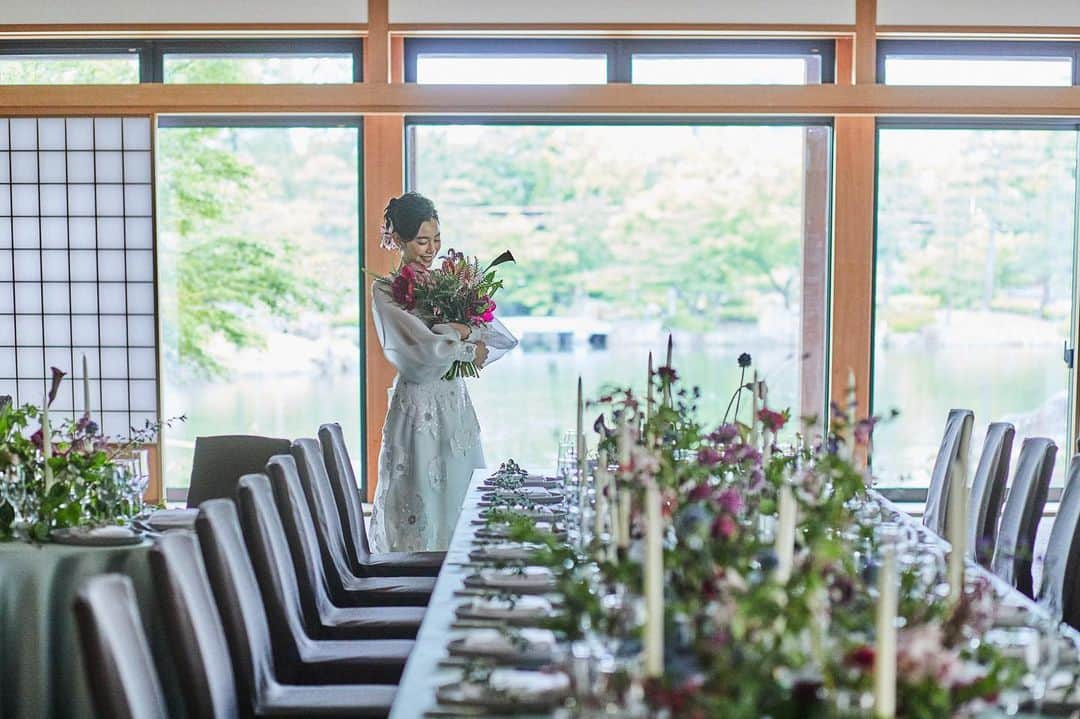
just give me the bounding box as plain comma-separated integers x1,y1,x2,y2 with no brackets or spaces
0,116,157,436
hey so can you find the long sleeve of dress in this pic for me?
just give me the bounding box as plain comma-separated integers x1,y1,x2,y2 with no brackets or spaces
470,316,518,366
372,280,477,384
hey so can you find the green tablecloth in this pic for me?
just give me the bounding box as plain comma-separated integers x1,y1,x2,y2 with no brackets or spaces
0,539,182,719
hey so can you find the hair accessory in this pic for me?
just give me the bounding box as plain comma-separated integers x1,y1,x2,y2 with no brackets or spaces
379,219,398,251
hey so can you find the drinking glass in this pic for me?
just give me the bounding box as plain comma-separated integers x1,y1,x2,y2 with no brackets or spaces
557,431,577,480
985,626,1041,715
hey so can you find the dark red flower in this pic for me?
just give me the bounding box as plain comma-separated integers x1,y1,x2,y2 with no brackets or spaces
711,513,737,540
657,366,678,382
688,483,713,502
758,407,789,433
845,645,875,673
390,265,416,310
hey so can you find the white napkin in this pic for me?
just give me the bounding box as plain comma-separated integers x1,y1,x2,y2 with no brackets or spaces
461,628,557,653
147,508,198,530
488,669,570,699
477,542,542,560
495,486,553,499
480,566,555,590
88,525,137,538
467,594,553,619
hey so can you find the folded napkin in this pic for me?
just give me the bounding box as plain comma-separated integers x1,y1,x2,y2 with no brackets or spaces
466,594,553,619
88,525,138,538
480,566,555,590
461,628,557,654
147,508,198,531
473,542,543,561
488,669,570,699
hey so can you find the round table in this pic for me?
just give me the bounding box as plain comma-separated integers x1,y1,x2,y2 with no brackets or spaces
0,538,183,719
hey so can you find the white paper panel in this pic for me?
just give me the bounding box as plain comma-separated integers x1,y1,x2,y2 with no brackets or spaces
0,154,9,183
42,283,69,314
12,218,38,247
69,218,95,248
41,252,68,282
16,317,42,345
3,0,365,24
11,152,37,183
390,0,853,24
879,0,1080,26
0,116,157,430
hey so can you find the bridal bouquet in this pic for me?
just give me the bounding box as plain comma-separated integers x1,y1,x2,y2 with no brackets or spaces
390,249,515,380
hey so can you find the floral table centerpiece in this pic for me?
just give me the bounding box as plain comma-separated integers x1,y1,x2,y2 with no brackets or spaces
0,367,182,542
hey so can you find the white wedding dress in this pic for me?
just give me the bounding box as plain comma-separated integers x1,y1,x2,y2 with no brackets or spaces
369,278,517,552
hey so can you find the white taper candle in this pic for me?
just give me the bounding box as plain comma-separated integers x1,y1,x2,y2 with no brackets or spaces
874,546,898,718
644,480,664,677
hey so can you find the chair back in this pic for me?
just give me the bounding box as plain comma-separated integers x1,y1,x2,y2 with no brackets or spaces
73,574,169,719
967,422,1014,566
195,499,279,712
186,434,291,508
148,531,240,719
292,438,358,582
992,437,1056,597
319,422,371,561
1039,455,1080,629
923,409,974,536
236,473,317,677
266,454,342,623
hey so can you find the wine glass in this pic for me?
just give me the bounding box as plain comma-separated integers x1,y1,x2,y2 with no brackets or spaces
985,625,1042,715
557,431,577,480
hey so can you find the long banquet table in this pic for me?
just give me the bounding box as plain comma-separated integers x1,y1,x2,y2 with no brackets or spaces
389,469,1080,718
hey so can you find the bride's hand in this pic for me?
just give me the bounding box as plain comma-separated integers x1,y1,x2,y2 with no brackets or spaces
448,322,472,341
473,341,489,368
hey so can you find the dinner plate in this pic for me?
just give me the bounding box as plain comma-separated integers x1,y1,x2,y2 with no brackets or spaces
50,526,144,547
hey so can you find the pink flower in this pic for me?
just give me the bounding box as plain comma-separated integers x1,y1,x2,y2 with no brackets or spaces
708,423,739,444
716,488,744,515
688,483,713,502
711,513,737,540
697,446,722,467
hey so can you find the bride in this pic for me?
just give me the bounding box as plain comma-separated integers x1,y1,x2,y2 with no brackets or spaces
368,192,517,552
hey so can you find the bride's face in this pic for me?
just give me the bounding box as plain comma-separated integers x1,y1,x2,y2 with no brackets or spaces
400,219,441,268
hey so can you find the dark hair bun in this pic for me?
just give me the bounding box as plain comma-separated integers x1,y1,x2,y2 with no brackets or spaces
383,192,438,242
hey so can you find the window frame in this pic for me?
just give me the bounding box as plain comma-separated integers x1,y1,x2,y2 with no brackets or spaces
877,39,1080,86
404,38,835,84
0,40,152,82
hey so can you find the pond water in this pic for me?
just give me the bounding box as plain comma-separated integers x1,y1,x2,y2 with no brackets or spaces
163,340,1068,491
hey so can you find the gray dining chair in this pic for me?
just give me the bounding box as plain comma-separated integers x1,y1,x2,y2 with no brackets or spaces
150,529,398,719
267,453,433,607
195,499,412,687
318,423,444,577
923,409,975,537
967,422,1014,567
237,471,423,640
290,439,435,606
992,437,1056,598
73,574,170,719
1038,455,1080,629
186,434,291,508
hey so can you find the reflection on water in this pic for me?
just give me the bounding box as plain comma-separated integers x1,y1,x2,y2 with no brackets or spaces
165,342,1067,490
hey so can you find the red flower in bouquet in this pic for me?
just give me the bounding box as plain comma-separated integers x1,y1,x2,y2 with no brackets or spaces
390,264,418,310
381,249,515,380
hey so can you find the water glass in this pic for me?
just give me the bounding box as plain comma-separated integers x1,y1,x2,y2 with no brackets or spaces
985,625,1042,715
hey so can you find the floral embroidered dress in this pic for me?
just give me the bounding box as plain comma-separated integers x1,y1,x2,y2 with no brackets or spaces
369,277,517,551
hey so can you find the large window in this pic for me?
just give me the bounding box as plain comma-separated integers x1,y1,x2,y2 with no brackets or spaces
406,39,833,84
0,43,141,84
874,124,1077,488
157,118,362,499
408,120,831,467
